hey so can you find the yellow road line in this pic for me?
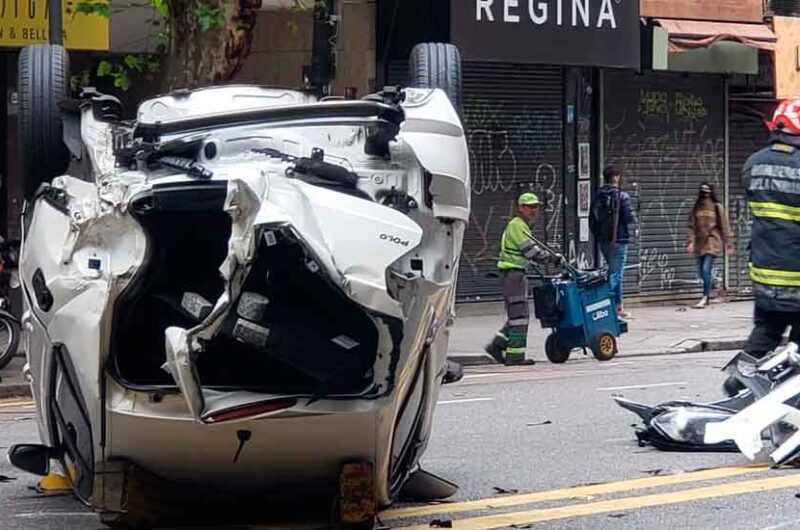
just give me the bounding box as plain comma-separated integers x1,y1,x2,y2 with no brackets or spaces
393,472,800,530
0,400,34,409
382,464,768,521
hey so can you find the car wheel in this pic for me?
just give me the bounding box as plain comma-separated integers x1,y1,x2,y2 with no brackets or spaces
0,314,20,371
18,44,70,199
545,333,571,364
408,43,462,114
591,332,618,362
443,359,463,384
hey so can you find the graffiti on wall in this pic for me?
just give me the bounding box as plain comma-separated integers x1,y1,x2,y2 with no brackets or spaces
604,80,724,294
459,99,564,281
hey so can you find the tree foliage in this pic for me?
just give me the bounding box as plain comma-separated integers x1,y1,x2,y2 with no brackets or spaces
76,0,311,92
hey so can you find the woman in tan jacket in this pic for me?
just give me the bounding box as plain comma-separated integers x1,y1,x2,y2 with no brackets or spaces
687,183,734,308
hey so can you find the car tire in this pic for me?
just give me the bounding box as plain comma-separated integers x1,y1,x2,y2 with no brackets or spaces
0,315,20,371
443,359,464,384
408,43,462,114
545,333,571,364
18,44,70,199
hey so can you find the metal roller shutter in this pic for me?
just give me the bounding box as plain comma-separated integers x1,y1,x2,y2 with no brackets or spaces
603,71,725,298
458,62,564,301
389,60,564,301
727,105,774,295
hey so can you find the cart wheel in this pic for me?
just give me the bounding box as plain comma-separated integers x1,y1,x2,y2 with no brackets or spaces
591,332,618,361
545,334,571,364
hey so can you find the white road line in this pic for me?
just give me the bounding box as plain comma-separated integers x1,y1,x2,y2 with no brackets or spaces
437,397,495,405
596,382,688,392
760,519,800,530
0,401,34,409
602,361,637,367
14,512,96,518
463,373,505,380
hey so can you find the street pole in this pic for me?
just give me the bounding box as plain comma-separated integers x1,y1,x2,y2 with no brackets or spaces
49,0,63,45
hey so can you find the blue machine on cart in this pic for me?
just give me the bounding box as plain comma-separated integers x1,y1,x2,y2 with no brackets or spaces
532,261,628,364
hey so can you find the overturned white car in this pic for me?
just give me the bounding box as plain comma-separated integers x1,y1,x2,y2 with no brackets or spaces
9,43,469,526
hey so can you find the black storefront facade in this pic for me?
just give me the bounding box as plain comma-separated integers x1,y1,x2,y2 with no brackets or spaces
378,0,641,301
377,0,770,303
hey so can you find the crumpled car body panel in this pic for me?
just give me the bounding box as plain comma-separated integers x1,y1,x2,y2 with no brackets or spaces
616,344,800,464
704,343,800,465
17,86,469,509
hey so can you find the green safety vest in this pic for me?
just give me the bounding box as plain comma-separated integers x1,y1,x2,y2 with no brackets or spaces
497,217,532,270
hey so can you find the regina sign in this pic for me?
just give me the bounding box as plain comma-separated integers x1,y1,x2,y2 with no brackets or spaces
452,0,640,68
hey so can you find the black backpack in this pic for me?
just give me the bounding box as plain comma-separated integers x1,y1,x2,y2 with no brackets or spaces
590,191,619,243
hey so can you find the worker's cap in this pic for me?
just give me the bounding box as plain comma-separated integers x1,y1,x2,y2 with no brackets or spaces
518,192,540,206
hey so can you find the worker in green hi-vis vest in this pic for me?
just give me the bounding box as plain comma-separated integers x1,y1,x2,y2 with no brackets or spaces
485,193,563,366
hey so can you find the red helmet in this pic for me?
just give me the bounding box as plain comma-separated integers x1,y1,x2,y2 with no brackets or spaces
769,98,800,135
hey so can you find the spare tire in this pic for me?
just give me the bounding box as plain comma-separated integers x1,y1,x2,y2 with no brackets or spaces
408,43,462,114
18,44,70,198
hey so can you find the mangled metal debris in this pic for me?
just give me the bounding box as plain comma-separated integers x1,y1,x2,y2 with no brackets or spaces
11,40,471,520
616,343,800,464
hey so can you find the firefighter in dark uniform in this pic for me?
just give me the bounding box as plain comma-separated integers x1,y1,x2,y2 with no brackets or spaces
726,99,800,394
485,193,563,366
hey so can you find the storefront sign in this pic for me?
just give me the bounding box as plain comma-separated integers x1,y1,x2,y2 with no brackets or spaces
452,0,640,68
0,0,109,50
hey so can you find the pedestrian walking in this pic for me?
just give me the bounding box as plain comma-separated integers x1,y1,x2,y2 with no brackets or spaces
725,98,800,395
589,166,638,319
484,193,563,366
686,183,733,309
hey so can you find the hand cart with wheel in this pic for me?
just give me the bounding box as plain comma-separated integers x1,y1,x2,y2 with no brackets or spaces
531,260,628,364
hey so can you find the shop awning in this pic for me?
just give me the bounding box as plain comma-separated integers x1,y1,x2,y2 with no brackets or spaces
656,19,777,52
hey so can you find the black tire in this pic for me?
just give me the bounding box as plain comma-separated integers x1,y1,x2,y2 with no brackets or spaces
0,316,19,371
408,43,462,114
545,333,571,364
443,359,464,384
19,44,70,199
590,332,618,362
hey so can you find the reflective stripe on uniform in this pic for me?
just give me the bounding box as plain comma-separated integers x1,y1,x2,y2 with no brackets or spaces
751,164,800,182
750,202,800,223
507,318,529,327
519,239,544,260
749,175,800,196
498,252,528,269
506,347,526,355
750,264,800,287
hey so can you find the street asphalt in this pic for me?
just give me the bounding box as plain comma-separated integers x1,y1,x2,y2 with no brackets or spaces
3,350,800,528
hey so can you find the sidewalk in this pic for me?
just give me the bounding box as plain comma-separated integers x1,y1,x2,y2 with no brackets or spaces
0,356,29,399
449,299,755,365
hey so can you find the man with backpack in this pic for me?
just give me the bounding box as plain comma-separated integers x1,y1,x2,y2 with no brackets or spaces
590,166,638,319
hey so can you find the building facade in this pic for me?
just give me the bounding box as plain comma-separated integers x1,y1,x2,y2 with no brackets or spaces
378,0,796,304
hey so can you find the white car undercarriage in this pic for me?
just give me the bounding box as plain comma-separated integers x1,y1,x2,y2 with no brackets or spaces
10,41,470,526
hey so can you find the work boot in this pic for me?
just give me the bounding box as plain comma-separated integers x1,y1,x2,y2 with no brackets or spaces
504,353,536,366
484,334,508,365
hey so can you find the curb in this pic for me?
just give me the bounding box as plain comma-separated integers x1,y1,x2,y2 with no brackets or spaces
447,353,498,366
448,338,750,366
